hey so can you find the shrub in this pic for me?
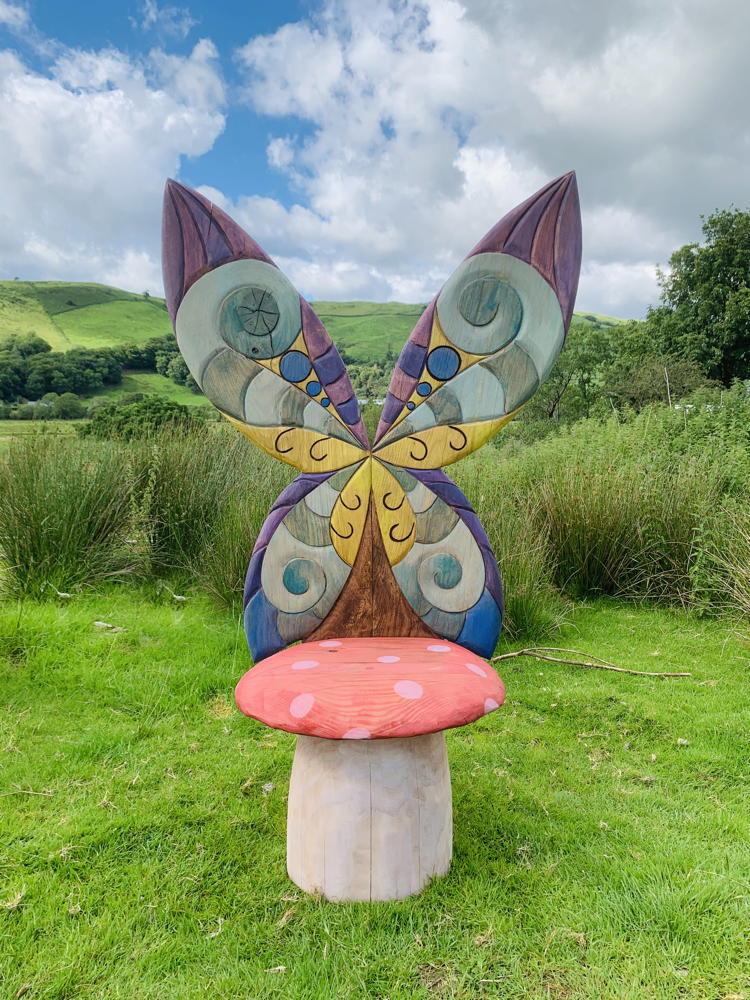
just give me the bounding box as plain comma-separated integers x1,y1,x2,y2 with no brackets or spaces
80,396,206,440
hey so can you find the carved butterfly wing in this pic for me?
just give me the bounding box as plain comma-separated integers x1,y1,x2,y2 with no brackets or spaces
243,463,370,660
373,172,582,469
370,462,503,657
366,173,582,655
162,180,369,472
162,181,372,660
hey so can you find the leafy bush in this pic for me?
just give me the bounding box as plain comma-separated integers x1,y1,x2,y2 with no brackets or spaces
80,396,206,441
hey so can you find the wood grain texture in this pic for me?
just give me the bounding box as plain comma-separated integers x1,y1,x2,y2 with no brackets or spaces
310,497,435,644
286,733,452,901
225,418,365,473
375,172,581,444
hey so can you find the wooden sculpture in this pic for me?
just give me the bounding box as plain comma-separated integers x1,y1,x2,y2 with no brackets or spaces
162,171,582,901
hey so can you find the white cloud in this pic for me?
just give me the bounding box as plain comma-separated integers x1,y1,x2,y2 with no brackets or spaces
230,0,750,316
135,0,197,41
0,32,225,294
0,1,28,31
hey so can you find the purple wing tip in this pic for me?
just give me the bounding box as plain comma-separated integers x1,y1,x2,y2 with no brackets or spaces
469,171,582,331
161,178,274,325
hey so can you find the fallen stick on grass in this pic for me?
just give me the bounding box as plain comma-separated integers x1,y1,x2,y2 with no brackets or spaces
491,646,691,678
0,786,54,798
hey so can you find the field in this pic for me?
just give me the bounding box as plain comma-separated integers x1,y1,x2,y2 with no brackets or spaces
0,280,621,358
1,594,748,999
96,373,212,407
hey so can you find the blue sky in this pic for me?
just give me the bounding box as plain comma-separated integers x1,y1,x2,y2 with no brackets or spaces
0,0,748,316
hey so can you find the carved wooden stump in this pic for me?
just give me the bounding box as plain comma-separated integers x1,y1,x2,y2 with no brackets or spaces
287,733,452,901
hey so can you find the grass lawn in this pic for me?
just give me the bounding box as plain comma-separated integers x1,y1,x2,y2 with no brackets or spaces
1,595,748,999
53,300,171,349
95,372,212,407
0,420,79,453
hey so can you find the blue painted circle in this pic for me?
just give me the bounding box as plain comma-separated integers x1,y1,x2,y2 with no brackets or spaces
280,350,312,383
321,397,330,407
306,380,322,396
417,381,432,397
432,553,463,590
406,401,416,411
426,345,460,381
283,558,313,595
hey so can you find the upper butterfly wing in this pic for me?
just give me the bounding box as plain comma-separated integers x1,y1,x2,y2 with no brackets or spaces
373,172,582,469
369,459,503,658
162,180,369,473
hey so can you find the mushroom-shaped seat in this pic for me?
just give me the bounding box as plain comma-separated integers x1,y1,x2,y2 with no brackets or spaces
235,637,505,739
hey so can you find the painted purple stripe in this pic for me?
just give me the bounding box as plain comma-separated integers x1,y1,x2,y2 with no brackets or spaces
468,175,561,258
314,345,346,385
243,547,265,605
503,181,560,264
553,175,582,332
336,397,361,425
380,393,403,427
400,341,428,378
326,370,355,406
301,300,332,361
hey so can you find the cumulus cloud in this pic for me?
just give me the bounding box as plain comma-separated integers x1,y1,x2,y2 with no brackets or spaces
232,0,750,316
0,31,225,293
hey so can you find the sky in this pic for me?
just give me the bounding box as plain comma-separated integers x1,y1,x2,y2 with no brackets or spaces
0,0,748,318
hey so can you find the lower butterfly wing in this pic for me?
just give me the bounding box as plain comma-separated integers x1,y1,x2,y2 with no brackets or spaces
372,461,503,658
244,462,370,661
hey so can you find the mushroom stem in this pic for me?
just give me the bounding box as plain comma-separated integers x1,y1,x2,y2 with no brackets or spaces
287,732,452,901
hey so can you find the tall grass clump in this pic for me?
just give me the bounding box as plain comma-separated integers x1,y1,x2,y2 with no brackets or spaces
132,427,292,603
0,438,136,597
454,454,569,639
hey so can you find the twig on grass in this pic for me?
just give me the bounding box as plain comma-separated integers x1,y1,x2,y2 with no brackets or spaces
0,785,54,798
492,646,691,678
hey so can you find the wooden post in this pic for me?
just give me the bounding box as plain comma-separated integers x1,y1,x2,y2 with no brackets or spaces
286,733,452,901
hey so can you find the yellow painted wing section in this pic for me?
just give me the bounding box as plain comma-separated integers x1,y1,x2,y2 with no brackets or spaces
330,459,372,565
371,459,416,566
224,415,366,473
374,412,517,470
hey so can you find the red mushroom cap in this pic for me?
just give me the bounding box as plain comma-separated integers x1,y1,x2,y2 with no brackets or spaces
235,637,505,739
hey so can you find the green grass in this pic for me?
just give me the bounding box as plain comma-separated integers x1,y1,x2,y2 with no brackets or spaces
53,300,172,349
1,594,748,999
0,282,69,350
97,373,212,406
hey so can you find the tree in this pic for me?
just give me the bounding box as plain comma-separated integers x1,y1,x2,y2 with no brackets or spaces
52,392,87,419
649,207,750,384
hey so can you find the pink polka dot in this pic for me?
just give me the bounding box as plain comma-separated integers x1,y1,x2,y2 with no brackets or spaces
377,655,400,663
319,640,342,648
290,693,315,718
291,659,319,670
342,727,371,739
394,680,423,700
427,644,451,652
484,698,499,714
466,662,487,677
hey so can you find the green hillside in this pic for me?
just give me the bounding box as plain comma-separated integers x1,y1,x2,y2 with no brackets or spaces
0,280,622,358
0,280,172,351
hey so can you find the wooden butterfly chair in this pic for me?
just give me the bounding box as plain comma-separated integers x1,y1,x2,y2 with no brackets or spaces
162,173,582,901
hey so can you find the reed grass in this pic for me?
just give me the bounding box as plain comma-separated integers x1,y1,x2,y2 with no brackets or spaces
0,438,135,597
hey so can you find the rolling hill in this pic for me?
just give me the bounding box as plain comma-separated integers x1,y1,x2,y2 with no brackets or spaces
0,279,623,403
